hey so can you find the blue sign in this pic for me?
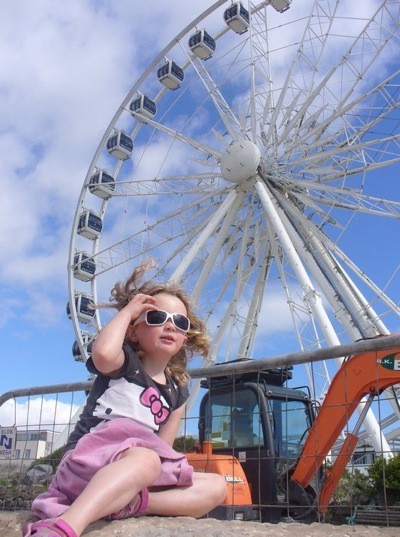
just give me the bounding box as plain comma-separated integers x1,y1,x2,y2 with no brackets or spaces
0,427,17,458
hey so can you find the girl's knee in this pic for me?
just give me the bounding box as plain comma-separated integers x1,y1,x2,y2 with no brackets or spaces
120,447,161,479
199,473,227,506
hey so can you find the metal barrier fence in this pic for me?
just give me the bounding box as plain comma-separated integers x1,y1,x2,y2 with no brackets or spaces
1,336,399,525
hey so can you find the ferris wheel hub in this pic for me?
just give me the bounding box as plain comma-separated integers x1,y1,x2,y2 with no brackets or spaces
220,140,261,183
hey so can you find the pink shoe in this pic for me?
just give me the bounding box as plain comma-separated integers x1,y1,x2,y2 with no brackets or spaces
105,488,149,520
22,518,77,537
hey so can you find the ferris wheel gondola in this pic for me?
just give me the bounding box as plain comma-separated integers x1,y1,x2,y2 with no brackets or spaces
88,169,115,200
189,29,216,60
77,210,102,240
73,251,96,282
67,292,95,325
157,59,184,90
223,2,250,34
106,130,133,160
270,0,292,13
72,333,95,363
129,94,157,120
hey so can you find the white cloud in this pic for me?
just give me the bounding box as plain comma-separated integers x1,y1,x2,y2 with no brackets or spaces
0,1,216,295
256,285,296,336
0,397,81,432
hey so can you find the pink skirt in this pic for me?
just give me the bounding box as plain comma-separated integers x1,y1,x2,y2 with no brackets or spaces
31,418,194,519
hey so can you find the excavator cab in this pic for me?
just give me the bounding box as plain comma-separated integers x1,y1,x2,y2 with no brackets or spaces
192,365,316,521
188,346,400,522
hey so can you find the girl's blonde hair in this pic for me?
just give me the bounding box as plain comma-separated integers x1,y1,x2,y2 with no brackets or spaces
107,260,209,386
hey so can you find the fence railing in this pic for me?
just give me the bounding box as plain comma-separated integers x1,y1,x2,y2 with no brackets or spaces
1,336,399,524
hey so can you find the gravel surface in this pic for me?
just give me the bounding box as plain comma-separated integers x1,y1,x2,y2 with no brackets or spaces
2,511,399,537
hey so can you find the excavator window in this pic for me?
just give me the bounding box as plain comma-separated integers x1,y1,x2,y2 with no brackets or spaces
268,397,312,459
203,388,264,448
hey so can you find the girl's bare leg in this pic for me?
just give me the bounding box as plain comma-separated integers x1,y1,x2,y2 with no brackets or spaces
145,472,227,518
59,447,161,537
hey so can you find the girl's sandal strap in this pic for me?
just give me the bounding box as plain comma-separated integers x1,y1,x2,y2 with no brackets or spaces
105,487,149,520
22,518,77,537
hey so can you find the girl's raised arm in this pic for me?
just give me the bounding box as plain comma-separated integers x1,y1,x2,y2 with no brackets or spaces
92,294,156,375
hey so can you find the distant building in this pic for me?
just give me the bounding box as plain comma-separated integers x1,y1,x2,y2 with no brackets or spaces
351,442,376,473
331,440,377,475
0,429,60,465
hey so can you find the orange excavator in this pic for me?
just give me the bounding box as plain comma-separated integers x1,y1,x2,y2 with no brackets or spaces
186,347,400,522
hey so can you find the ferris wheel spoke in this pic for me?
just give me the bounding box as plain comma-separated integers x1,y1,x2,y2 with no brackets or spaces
181,48,246,141
90,186,229,275
264,216,331,389
343,89,400,148
138,116,221,160
170,189,241,282
282,66,400,164
93,230,187,276
276,7,400,163
209,223,259,362
261,0,342,145
247,4,276,143
110,172,223,197
298,133,400,169
305,191,400,219
276,189,400,327
162,201,232,272
237,242,272,359
303,157,400,182
209,200,263,358
220,218,258,266
278,177,400,220
278,104,329,152
191,190,247,301
321,237,400,320
274,190,387,338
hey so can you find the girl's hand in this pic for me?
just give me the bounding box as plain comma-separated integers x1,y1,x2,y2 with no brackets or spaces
124,293,158,324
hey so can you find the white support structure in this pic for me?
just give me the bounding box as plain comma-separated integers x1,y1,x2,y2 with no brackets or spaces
255,178,392,457
170,189,239,282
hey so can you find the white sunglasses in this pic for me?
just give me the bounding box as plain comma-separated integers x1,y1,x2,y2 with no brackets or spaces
134,309,190,332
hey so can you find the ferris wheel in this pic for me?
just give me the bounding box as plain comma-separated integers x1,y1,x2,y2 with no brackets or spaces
67,0,400,449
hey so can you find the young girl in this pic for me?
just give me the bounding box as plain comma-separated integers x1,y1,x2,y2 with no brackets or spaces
24,262,227,537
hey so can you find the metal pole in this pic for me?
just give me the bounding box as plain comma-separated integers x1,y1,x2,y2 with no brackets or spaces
0,382,92,408
188,334,400,378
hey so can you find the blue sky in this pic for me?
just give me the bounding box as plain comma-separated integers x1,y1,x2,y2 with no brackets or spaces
0,0,216,393
1,0,399,431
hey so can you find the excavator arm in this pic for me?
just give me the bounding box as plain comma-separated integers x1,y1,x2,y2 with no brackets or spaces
289,346,400,513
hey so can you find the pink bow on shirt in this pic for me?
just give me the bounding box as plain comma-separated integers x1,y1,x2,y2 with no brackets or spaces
140,387,170,425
